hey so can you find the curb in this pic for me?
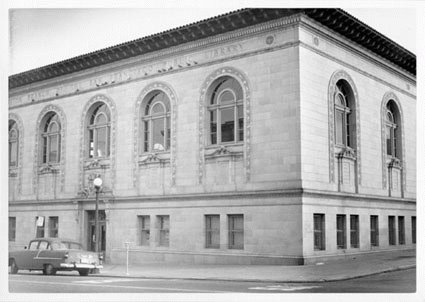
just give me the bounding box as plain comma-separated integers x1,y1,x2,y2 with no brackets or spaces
94,264,415,284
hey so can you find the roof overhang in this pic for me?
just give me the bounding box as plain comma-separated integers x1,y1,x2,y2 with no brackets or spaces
9,8,415,89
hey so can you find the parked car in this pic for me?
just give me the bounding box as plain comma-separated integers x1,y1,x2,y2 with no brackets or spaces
9,238,103,276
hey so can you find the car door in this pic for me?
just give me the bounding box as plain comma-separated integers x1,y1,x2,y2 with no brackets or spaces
19,240,40,269
34,240,50,269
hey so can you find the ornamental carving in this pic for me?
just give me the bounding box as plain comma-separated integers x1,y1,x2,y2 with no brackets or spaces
204,145,243,158
32,104,67,194
328,70,361,186
199,67,251,184
79,94,117,192
133,82,177,186
381,92,406,195
8,113,24,194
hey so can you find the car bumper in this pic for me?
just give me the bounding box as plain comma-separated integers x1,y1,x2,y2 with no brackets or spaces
60,263,103,269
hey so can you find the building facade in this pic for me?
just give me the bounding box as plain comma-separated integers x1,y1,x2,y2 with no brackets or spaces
8,9,416,265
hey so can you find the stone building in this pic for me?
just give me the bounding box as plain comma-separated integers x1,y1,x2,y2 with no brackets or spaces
8,8,416,265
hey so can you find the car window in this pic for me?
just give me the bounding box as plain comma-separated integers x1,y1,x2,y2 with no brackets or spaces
28,241,39,250
51,242,68,250
38,241,49,250
64,242,83,250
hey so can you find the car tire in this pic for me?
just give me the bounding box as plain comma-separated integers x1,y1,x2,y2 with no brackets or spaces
10,259,18,274
78,269,90,276
44,264,56,275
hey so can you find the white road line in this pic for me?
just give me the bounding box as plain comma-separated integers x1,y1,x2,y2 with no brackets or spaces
249,285,321,291
10,279,231,293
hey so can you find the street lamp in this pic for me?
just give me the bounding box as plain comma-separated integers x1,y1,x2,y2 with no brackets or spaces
93,177,103,253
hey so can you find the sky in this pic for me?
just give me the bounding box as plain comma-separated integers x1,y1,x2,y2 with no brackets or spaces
8,5,418,75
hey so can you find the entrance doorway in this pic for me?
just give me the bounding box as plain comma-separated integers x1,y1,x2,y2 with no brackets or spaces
87,210,106,254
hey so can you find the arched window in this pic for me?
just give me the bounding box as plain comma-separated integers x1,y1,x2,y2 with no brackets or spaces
87,103,111,158
41,113,61,164
334,81,354,148
385,101,400,158
141,91,171,152
9,120,19,167
207,76,244,145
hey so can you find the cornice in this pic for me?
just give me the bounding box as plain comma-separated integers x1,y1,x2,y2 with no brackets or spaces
8,188,416,206
9,13,302,98
9,8,415,91
298,16,416,84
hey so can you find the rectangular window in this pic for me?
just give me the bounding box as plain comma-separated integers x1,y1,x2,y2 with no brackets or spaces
9,141,18,167
143,121,149,152
48,216,59,238
166,117,171,150
386,126,392,155
9,217,16,242
335,111,344,145
228,214,243,249
370,215,379,247
49,134,58,163
42,136,48,163
350,215,359,248
158,215,169,247
336,215,346,249
205,215,220,248
221,107,235,143
152,118,165,150
237,105,244,142
36,216,45,238
398,216,405,245
210,110,217,144
412,216,416,244
388,216,396,245
314,214,326,251
96,127,107,157
139,215,150,246
89,129,94,158
346,113,352,147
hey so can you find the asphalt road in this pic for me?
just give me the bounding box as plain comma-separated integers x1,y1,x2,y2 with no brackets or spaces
8,268,415,293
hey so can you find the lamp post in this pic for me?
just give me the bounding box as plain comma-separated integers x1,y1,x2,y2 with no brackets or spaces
93,177,103,253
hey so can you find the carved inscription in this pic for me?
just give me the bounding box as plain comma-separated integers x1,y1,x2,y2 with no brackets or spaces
204,44,243,60
14,43,244,105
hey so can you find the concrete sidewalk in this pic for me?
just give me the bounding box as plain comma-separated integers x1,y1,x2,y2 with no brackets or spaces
98,249,415,283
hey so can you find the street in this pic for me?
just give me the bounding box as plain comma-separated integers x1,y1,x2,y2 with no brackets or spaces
8,268,415,293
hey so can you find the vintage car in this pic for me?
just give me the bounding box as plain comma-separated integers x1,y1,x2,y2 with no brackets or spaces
9,238,103,276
